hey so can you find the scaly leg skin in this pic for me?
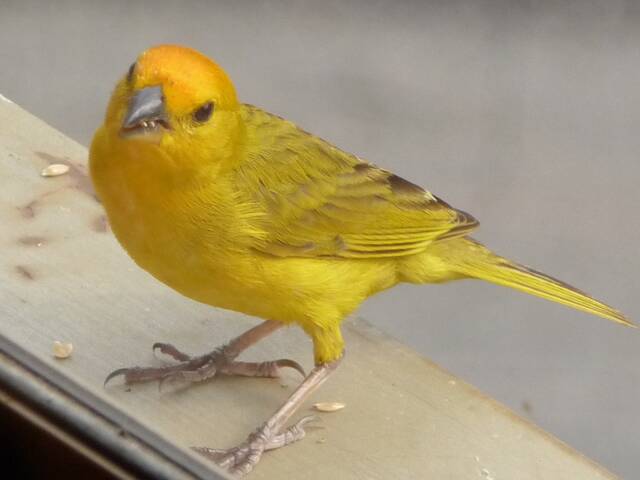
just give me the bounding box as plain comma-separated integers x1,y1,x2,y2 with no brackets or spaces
104,320,305,388
195,358,342,477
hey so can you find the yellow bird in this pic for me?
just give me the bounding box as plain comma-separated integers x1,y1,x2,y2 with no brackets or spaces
90,44,633,476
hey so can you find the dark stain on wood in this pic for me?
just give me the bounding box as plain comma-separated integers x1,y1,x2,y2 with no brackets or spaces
34,151,97,200
92,214,109,233
15,265,35,281
35,151,65,163
18,199,39,219
18,236,46,247
18,152,99,220
17,192,56,220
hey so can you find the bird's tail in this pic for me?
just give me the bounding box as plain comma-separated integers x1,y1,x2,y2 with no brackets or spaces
420,237,634,327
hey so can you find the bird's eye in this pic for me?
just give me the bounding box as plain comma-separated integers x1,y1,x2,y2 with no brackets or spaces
126,62,136,83
193,102,214,123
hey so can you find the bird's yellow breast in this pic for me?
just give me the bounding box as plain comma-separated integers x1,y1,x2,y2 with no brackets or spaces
90,125,398,349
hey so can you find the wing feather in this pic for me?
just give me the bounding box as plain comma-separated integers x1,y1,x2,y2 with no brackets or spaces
236,106,478,259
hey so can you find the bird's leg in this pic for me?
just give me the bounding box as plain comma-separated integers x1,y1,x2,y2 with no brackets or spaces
105,320,305,387
195,357,342,477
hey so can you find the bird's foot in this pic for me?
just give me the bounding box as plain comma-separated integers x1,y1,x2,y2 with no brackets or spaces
194,416,317,477
104,342,305,388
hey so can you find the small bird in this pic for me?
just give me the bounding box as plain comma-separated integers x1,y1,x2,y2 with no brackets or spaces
90,45,633,476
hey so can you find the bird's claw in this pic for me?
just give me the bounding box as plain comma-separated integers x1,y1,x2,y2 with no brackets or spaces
104,342,305,388
103,367,131,386
219,358,306,378
194,416,318,477
157,357,219,392
104,365,181,386
152,342,192,362
272,358,306,378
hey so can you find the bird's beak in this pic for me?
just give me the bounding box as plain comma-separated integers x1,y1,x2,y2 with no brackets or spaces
121,86,170,137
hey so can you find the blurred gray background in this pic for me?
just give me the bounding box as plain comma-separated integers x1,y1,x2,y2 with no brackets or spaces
2,0,638,477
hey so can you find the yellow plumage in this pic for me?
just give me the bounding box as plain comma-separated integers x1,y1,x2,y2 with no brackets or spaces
90,45,632,367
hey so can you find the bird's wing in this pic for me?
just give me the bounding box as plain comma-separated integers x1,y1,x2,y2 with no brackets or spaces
236,106,478,259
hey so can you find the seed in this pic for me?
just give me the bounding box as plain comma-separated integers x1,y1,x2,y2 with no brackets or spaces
53,341,73,359
41,164,70,177
313,402,345,412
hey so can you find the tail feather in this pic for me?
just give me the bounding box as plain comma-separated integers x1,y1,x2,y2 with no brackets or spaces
450,238,634,327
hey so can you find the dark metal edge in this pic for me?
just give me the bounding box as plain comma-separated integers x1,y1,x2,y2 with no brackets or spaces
0,333,229,480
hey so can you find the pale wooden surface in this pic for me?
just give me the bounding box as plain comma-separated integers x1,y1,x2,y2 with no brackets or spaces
0,96,617,480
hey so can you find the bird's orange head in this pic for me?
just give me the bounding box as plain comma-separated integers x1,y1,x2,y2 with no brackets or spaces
131,44,237,116
99,45,242,174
